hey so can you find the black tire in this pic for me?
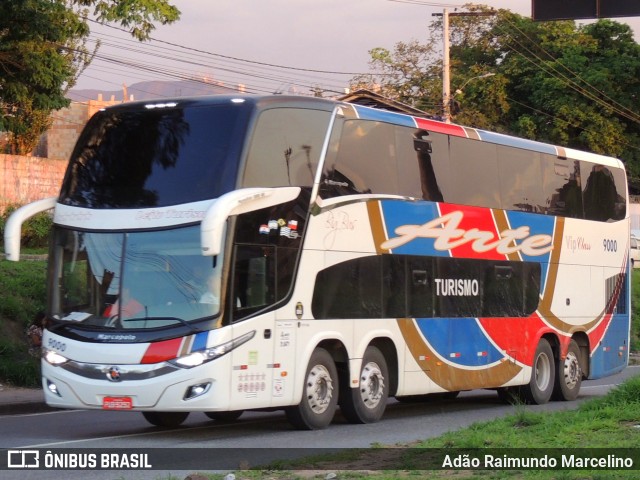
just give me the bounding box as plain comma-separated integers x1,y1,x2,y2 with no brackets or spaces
286,348,339,430
340,346,389,424
205,410,244,422
520,338,555,405
552,339,583,401
142,411,189,428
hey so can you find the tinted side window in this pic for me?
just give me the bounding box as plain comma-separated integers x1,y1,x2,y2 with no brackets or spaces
448,137,501,209
231,192,309,320
396,128,450,201
243,108,331,188
542,157,583,218
312,255,540,319
497,146,545,213
320,120,399,197
581,161,626,221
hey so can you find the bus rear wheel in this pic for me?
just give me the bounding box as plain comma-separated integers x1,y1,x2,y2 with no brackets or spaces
521,338,555,405
142,411,189,428
340,346,389,424
552,339,582,401
286,347,338,430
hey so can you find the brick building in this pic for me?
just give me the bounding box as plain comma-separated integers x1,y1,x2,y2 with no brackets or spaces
1,96,120,212
47,95,121,161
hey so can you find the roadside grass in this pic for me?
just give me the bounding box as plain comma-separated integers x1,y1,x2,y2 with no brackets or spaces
193,375,640,480
0,258,47,387
631,267,640,351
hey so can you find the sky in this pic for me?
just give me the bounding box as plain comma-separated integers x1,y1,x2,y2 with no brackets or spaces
73,0,640,97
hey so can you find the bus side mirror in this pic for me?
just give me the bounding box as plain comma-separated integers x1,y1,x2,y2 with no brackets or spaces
201,187,301,256
4,197,57,261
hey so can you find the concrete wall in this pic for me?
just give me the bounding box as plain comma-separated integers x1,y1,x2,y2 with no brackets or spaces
0,97,121,213
0,155,67,212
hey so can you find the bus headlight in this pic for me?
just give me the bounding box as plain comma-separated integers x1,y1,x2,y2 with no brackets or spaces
44,349,69,366
171,330,256,369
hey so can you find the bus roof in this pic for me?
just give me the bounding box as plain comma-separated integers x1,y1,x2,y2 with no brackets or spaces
96,94,624,171
349,102,624,170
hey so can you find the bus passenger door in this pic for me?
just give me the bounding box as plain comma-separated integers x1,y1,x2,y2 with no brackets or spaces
228,246,276,410
229,313,275,410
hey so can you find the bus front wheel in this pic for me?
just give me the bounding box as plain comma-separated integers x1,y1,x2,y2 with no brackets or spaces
340,346,389,424
552,339,582,401
286,348,339,430
521,338,555,405
205,410,244,422
142,411,189,428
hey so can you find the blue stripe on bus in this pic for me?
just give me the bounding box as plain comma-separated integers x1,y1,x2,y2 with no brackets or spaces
505,211,555,292
353,106,417,128
379,200,447,256
477,130,558,155
192,331,208,352
415,317,504,366
589,314,628,379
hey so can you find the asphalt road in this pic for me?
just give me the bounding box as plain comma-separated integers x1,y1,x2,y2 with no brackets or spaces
1,365,638,480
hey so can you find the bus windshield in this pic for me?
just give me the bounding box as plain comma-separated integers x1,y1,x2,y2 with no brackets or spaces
50,225,223,329
59,101,250,208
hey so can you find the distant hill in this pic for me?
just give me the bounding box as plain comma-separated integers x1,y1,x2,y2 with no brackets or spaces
68,79,242,102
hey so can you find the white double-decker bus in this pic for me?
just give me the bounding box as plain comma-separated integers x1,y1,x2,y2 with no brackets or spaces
5,95,630,429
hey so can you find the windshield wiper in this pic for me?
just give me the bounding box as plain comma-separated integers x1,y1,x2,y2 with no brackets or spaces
122,316,202,334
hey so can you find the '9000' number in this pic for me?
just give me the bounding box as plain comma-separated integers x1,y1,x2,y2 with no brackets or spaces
603,239,617,252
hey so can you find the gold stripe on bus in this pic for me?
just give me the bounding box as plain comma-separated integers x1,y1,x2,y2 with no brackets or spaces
536,217,600,333
397,318,522,392
463,127,481,140
556,146,567,159
492,209,521,262
367,200,389,254
180,335,194,356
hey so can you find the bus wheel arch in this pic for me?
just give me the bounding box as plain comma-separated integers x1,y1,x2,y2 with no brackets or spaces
572,333,590,378
286,345,341,430
339,342,393,424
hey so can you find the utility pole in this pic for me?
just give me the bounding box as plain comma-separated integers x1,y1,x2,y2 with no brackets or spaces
442,8,450,123
433,9,496,124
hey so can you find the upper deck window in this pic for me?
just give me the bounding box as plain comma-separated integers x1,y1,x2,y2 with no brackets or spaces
241,108,332,188
60,102,250,208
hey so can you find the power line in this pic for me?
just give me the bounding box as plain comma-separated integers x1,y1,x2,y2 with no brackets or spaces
85,18,374,77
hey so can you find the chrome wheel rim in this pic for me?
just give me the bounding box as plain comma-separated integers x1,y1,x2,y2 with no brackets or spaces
563,351,581,390
359,361,385,410
305,364,334,414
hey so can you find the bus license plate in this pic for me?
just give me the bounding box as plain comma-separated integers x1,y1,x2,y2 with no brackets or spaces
103,396,133,410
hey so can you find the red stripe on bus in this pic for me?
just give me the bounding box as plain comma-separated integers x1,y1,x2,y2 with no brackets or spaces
414,117,467,137
438,203,505,260
479,314,549,367
141,337,183,364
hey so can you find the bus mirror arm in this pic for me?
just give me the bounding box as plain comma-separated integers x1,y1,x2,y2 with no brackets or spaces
4,197,57,261
201,187,301,256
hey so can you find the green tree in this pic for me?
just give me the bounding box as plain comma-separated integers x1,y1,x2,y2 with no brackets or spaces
351,41,442,114
0,0,180,154
353,7,640,184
